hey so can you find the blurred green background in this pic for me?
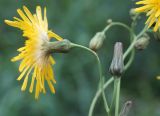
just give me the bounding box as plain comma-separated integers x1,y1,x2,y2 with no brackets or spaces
0,0,160,116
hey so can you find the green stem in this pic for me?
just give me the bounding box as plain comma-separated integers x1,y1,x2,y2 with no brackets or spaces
89,77,114,116
124,49,135,70
110,77,117,111
103,22,132,34
115,78,121,116
123,25,148,59
101,21,137,60
131,13,140,30
70,43,110,115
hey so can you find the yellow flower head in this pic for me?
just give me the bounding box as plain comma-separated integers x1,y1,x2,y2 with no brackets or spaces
5,6,63,99
135,0,160,32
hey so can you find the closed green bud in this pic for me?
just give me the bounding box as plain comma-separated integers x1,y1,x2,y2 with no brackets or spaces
107,19,112,24
109,42,124,77
130,9,137,17
89,32,105,51
134,34,150,50
130,8,140,21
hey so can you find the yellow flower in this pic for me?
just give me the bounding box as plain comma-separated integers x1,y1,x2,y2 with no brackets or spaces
135,0,160,32
5,6,63,99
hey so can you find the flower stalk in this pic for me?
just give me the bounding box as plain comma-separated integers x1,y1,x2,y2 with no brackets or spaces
70,43,110,115
115,78,121,116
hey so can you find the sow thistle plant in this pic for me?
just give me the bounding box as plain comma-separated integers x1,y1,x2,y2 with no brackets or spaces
4,1,160,116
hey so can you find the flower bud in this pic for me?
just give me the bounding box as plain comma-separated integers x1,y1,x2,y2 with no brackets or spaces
89,32,105,51
130,8,140,21
134,34,150,50
109,42,124,77
107,19,112,24
44,39,72,53
130,9,137,16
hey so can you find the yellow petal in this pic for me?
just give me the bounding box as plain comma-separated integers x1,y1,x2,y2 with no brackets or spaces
135,5,152,12
155,9,160,17
49,56,56,65
35,81,40,99
47,80,55,93
44,7,48,31
36,6,43,26
17,9,30,24
48,30,63,41
23,6,35,23
17,65,30,81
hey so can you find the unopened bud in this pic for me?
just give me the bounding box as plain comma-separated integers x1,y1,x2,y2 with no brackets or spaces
130,8,140,21
134,34,150,50
107,19,112,24
44,39,72,53
89,32,105,51
109,42,124,77
130,9,137,16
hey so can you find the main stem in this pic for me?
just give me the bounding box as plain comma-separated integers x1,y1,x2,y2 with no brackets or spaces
89,77,114,116
70,43,110,115
115,78,121,116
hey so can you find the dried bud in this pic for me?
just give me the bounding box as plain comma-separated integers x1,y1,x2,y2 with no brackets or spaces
43,39,72,53
120,101,132,116
109,42,124,77
134,34,150,50
89,32,105,51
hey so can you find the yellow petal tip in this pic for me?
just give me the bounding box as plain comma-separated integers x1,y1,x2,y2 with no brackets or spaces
4,20,10,24
11,58,16,62
157,76,160,80
17,78,21,81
